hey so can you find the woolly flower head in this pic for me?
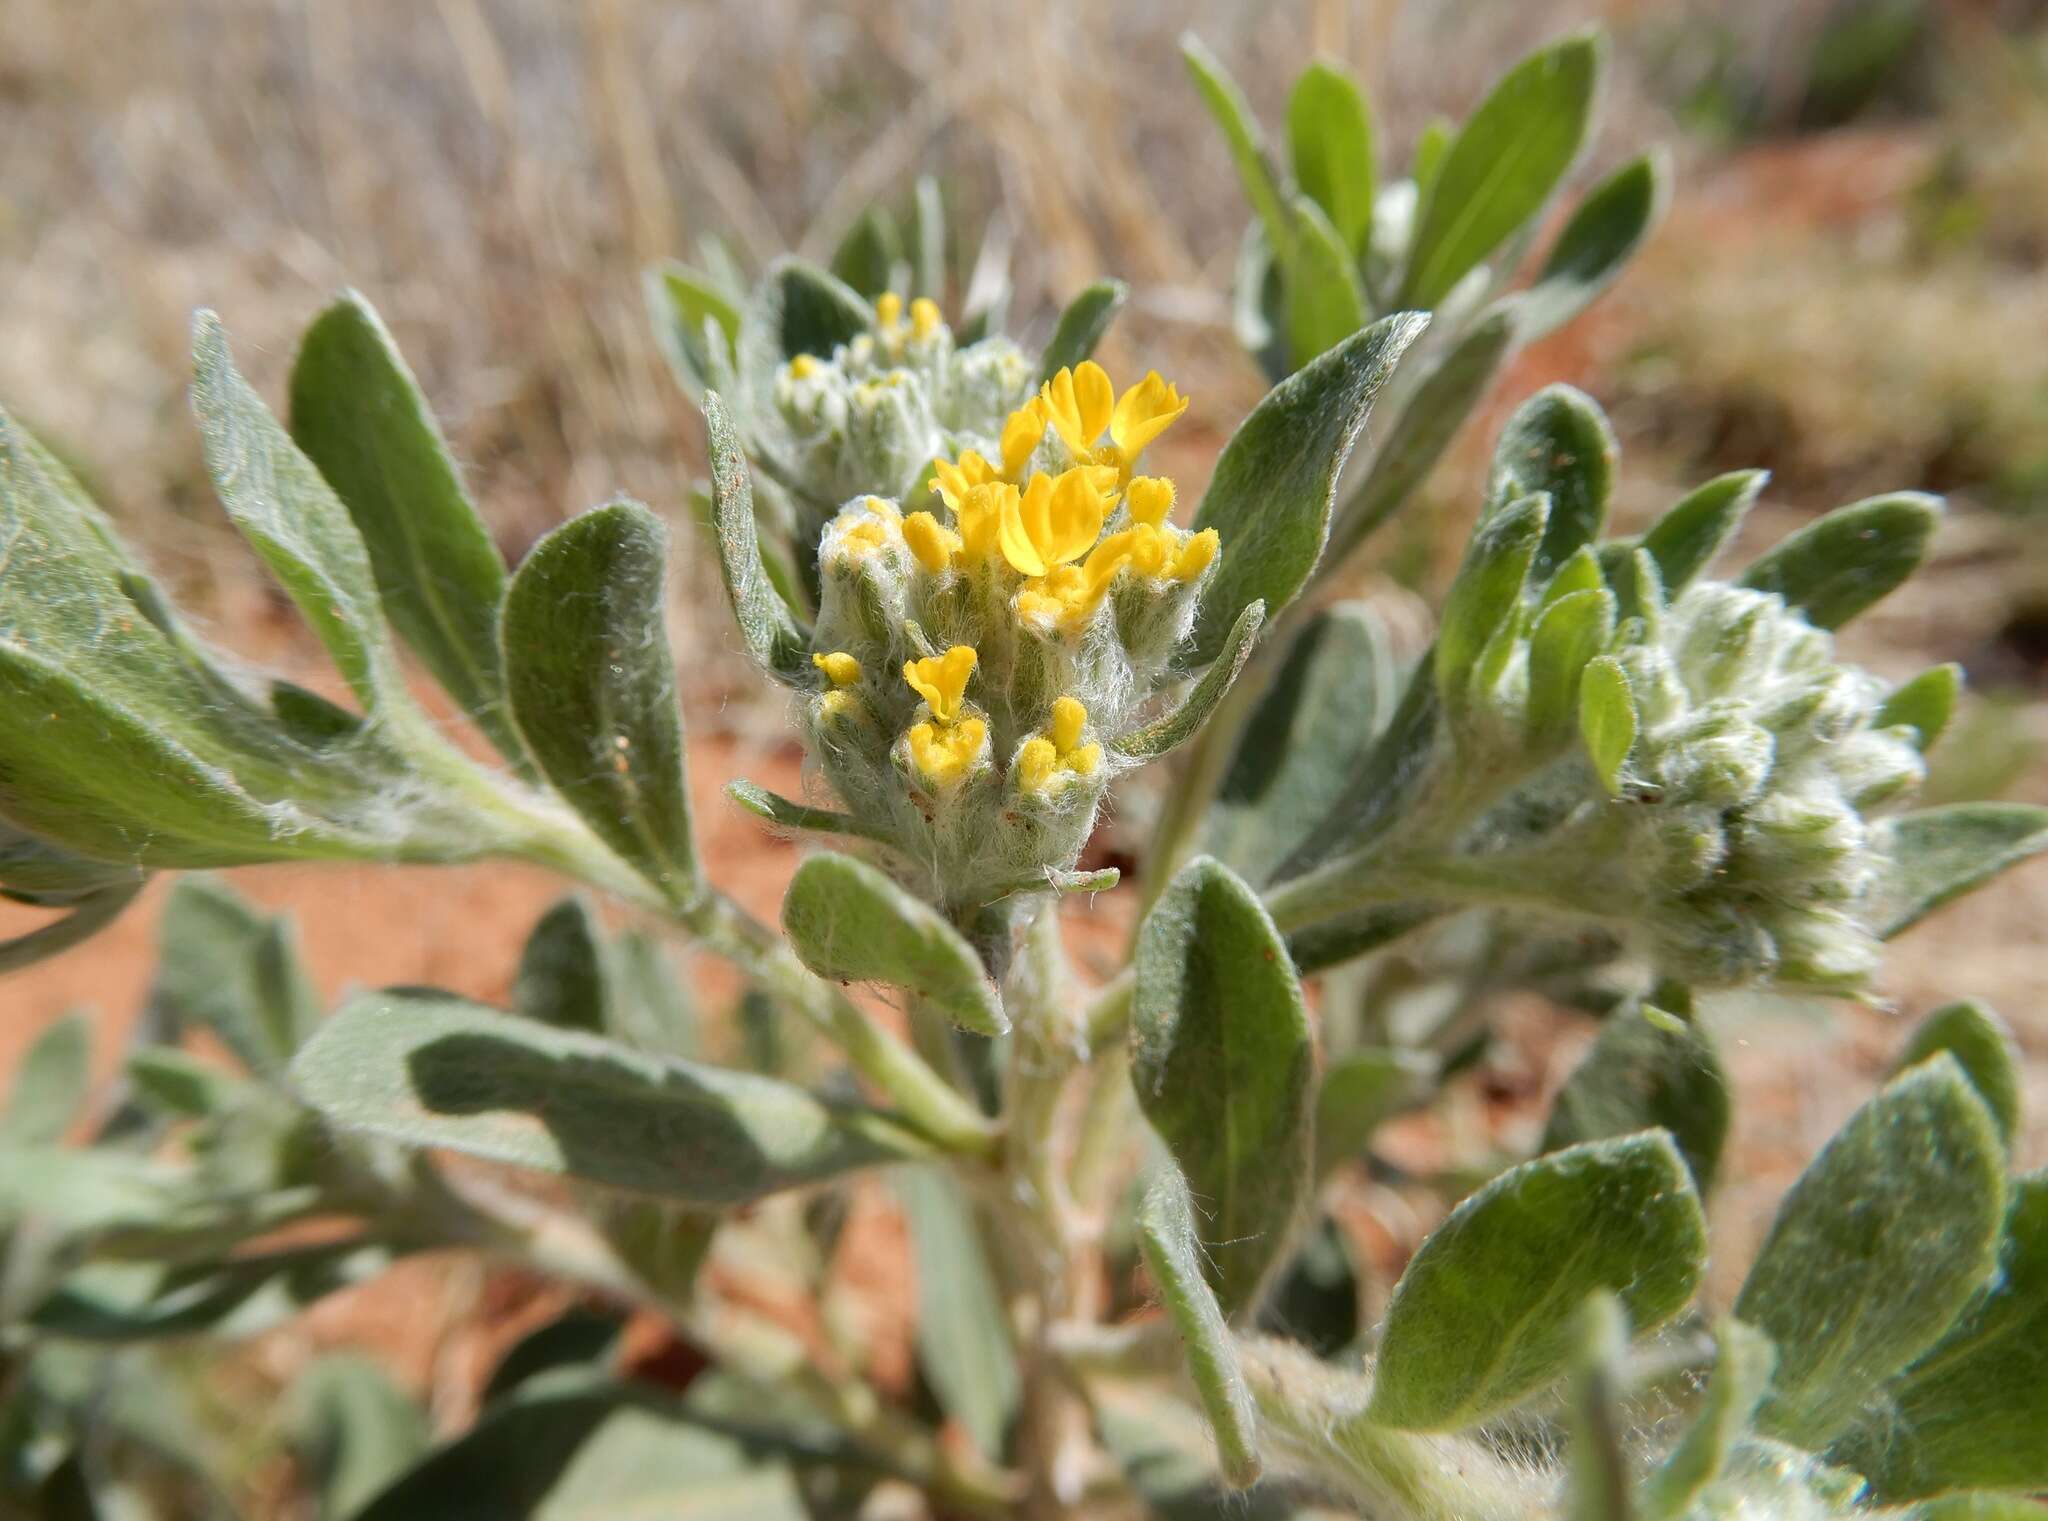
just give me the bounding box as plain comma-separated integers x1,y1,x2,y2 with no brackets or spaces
1601,583,1925,992
797,361,1222,908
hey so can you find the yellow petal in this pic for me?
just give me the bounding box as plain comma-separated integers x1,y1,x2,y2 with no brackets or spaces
1109,370,1189,460
788,354,819,380
930,450,996,514
1080,529,1137,594
1042,467,1111,566
1000,400,1048,480
1038,368,1092,458
1126,476,1176,529
1000,475,1053,577
956,482,1008,560
1073,361,1116,441
1067,741,1102,777
876,291,903,327
1051,696,1087,754
1016,736,1058,794
902,511,961,573
902,644,977,721
910,297,941,338
1172,527,1221,582
812,651,861,686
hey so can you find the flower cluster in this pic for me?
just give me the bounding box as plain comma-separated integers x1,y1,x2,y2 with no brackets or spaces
1605,582,1923,992
765,291,1040,510
794,343,1221,907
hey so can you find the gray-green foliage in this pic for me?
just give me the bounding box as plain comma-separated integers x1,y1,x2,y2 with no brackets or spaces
0,59,2043,1518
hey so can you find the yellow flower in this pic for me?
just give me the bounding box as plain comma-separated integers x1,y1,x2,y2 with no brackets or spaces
931,451,998,513
1016,695,1103,795
1000,400,1049,480
876,291,904,328
813,651,861,686
1126,476,1175,528
1172,527,1220,582
862,495,900,523
839,519,890,559
1014,533,1135,634
903,645,978,722
1039,363,1189,481
998,466,1119,577
788,354,820,380
819,688,861,723
910,297,941,339
903,511,962,573
908,717,987,788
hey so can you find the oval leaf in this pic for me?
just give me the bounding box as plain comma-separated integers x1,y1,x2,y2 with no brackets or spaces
1398,33,1601,308
1825,1173,2048,1500
1896,1000,2022,1151
1038,279,1128,384
1514,151,1667,340
1288,59,1376,259
1542,1007,1729,1192
502,500,699,906
1131,857,1314,1317
1136,1169,1263,1489
1736,1057,2007,1448
896,1164,1020,1460
288,292,523,767
291,990,924,1206
1737,492,1942,630
1485,384,1618,583
1283,195,1368,369
703,394,814,685
1192,313,1428,661
781,853,1007,1037
1637,470,1767,594
1368,1131,1707,1431
1875,803,2048,938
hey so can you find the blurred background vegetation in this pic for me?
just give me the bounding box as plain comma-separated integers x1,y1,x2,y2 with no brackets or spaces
2,0,2046,1507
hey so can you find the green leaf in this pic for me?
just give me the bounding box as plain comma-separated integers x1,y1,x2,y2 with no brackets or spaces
724,779,891,845
895,1164,1018,1459
1639,1319,1776,1521
1368,1132,1707,1431
483,1307,628,1405
34,1242,394,1341
1283,196,1368,369
292,990,924,1206
1543,1007,1729,1192
1637,470,1767,594
1736,1057,2007,1448
1204,603,1398,888
594,1198,716,1305
781,852,1006,1036
352,1383,807,1521
1904,1498,2048,1521
1436,493,1548,703
151,876,304,1078
1131,858,1314,1317
1578,655,1636,796
1525,588,1617,748
1411,117,1452,196
1182,34,1289,253
2,1013,90,1145
1486,384,1617,582
829,206,901,300
0,882,142,974
1876,664,1962,752
1038,279,1128,384
1514,152,1667,339
290,1354,432,1521
1136,1170,1263,1489
514,897,614,1034
1896,1000,2021,1151
1113,601,1265,764
1192,314,1428,661
648,262,742,396
1875,803,2048,937
1324,311,1515,571
1826,1174,2048,1500
191,311,395,705
763,256,874,360
1314,1047,1434,1181
126,1048,243,1118
1398,33,1601,308
1737,492,1942,629
703,394,814,685
502,500,699,907
288,292,525,766
1288,59,1376,258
